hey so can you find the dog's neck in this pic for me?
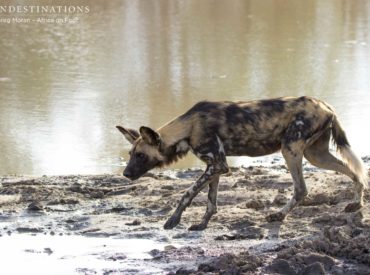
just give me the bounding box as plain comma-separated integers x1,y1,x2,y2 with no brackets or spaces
157,116,192,166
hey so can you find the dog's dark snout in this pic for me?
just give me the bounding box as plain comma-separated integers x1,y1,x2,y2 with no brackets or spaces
123,171,132,179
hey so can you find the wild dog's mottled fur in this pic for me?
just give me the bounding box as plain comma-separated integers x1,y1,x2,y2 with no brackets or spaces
117,96,367,230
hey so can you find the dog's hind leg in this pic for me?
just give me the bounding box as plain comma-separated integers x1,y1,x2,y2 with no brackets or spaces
267,143,307,222
304,129,364,212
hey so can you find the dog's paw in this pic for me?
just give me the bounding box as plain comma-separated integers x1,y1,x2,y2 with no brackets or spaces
164,215,181,230
188,223,207,231
266,212,285,222
344,202,362,212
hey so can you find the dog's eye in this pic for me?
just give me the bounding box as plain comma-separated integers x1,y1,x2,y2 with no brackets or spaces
136,153,145,159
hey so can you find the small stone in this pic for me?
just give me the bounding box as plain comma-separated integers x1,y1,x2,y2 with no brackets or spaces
61,198,80,205
301,262,325,275
149,249,162,259
299,252,335,269
90,191,104,199
27,202,44,211
16,227,43,233
44,248,53,255
273,194,288,206
125,219,141,226
107,253,127,261
70,183,82,192
164,245,176,251
175,268,194,275
245,199,265,210
267,259,296,275
161,185,175,190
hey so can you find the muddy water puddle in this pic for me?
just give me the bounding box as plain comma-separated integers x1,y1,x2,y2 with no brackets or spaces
0,231,286,274
0,234,165,274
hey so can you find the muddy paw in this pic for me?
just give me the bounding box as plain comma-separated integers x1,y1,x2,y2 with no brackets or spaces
266,212,285,222
344,202,362,212
164,215,181,230
188,223,207,231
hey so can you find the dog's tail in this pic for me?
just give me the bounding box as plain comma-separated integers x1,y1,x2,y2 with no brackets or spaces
332,115,368,187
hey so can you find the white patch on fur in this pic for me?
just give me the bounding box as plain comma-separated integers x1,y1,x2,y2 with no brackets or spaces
205,166,215,176
339,145,368,188
206,152,214,159
216,135,225,154
296,120,304,126
182,197,190,207
197,152,214,160
176,140,189,153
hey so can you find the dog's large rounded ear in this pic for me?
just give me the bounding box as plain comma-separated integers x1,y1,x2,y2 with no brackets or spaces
139,126,161,146
116,126,140,144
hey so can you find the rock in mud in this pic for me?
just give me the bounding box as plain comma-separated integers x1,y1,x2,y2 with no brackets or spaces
27,202,44,211
215,226,265,240
16,227,43,233
69,183,83,193
89,191,104,199
300,262,326,275
149,249,162,259
245,199,265,210
163,245,176,253
150,246,205,262
44,248,53,255
99,252,127,261
273,194,288,206
161,185,175,191
301,193,331,206
266,259,296,275
125,219,141,226
198,252,262,273
172,267,195,275
47,198,80,205
296,252,335,270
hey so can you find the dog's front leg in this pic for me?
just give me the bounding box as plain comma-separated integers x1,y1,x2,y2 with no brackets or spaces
164,165,217,229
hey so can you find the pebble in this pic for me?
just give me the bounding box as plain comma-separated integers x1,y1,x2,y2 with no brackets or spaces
164,245,177,251
301,262,325,275
44,248,53,255
125,219,141,226
266,259,296,275
27,202,44,211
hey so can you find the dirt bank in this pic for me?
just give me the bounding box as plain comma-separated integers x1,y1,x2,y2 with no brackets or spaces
0,159,369,274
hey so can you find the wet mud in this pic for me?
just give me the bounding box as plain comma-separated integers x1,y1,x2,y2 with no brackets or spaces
0,159,369,274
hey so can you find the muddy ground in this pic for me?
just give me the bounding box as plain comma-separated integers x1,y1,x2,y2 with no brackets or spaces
0,157,369,274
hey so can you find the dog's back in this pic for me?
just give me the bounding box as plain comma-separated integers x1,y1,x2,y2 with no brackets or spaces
174,96,334,157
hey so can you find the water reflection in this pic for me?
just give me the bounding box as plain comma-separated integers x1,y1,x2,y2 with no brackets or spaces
0,0,369,175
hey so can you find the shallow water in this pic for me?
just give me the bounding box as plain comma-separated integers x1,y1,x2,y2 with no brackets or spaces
0,234,165,274
0,0,369,175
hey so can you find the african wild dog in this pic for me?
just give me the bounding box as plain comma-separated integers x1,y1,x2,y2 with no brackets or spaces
116,96,367,230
